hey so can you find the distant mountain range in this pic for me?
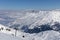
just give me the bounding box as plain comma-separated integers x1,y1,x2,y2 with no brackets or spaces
0,10,60,30
0,9,60,40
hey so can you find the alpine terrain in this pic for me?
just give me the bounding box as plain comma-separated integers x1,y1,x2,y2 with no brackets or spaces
0,10,60,40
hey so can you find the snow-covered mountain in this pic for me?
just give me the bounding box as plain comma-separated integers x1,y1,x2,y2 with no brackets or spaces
0,24,60,40
7,10,60,32
0,10,60,40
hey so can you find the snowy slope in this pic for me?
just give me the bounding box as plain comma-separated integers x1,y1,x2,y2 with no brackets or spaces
0,24,60,40
0,10,60,28
0,29,60,40
0,32,23,40
7,10,60,29
0,10,60,40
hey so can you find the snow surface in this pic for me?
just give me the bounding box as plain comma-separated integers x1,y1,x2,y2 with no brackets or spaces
0,28,60,40
0,10,60,40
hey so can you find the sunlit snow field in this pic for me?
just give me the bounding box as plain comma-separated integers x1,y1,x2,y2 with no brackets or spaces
0,10,60,40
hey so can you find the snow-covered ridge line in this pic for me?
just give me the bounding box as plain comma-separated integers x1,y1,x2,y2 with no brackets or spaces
0,24,23,37
0,10,60,29
0,10,60,40
9,10,60,29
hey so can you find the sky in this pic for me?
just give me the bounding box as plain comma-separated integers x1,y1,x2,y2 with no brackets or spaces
0,0,60,10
